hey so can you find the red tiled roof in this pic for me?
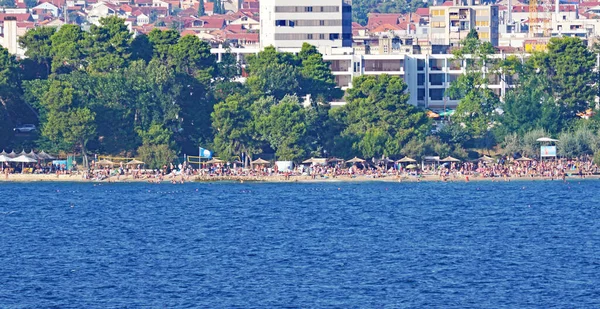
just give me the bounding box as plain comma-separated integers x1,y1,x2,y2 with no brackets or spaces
442,1,453,6
415,8,429,16
200,17,225,29
180,29,198,36
134,0,152,4
367,13,400,30
224,24,244,33
0,13,33,22
120,4,132,12
224,32,258,42
371,23,403,33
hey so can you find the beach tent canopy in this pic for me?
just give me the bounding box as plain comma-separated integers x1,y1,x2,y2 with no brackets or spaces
405,164,418,169
440,156,461,162
37,151,55,160
206,158,224,164
251,158,270,165
515,156,533,161
97,159,116,166
27,150,38,160
327,157,344,163
0,155,11,162
126,159,145,165
346,157,366,163
302,157,326,165
536,137,559,142
11,155,37,163
397,156,417,163
7,151,16,158
302,158,313,164
479,155,495,162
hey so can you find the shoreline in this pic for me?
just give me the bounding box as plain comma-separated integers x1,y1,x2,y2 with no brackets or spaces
0,173,598,183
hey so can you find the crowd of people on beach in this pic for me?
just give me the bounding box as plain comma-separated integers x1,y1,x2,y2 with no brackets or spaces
2,155,599,182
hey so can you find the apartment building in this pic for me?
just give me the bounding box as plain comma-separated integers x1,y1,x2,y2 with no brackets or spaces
259,0,352,53
429,0,499,46
210,45,521,111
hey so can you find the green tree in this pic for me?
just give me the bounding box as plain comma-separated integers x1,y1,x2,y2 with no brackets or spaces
198,0,205,16
50,24,87,73
0,0,16,8
24,0,37,8
211,94,257,160
337,74,430,158
298,43,342,102
530,37,596,122
447,32,499,138
86,16,132,72
18,27,56,76
246,46,301,100
148,28,180,61
258,95,312,161
40,80,96,166
168,34,215,83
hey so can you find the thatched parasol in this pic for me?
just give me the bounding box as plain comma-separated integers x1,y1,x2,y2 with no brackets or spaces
251,158,270,165
346,157,366,163
440,156,461,162
397,156,417,163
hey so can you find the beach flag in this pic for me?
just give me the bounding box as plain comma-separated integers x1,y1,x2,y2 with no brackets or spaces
199,147,213,158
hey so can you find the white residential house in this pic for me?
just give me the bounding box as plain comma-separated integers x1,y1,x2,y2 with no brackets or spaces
136,12,150,25
152,0,169,9
87,2,121,26
32,2,60,17
230,14,259,30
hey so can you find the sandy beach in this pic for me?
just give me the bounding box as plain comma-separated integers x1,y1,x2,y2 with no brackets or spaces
0,173,597,183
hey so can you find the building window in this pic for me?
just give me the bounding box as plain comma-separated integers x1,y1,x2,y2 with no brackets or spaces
319,33,325,39
329,33,340,40
432,22,446,28
305,6,313,12
320,20,325,26
307,34,313,39
275,20,286,26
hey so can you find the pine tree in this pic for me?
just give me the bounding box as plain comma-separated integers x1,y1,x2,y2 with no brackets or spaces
198,0,205,16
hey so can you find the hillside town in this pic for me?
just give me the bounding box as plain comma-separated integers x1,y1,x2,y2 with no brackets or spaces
1,0,600,110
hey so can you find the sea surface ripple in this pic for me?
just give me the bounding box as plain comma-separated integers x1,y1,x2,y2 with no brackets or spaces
0,180,599,308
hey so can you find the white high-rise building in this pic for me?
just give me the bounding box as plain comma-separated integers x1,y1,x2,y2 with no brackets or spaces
260,0,353,53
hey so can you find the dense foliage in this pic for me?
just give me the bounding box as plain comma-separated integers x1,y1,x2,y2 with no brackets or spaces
2,18,600,167
353,0,430,25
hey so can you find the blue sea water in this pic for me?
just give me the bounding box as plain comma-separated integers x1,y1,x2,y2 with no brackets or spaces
0,180,599,308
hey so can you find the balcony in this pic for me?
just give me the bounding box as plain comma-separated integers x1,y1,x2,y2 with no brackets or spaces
363,60,404,73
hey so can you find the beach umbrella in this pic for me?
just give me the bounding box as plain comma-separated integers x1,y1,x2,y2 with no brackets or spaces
302,157,316,164
126,159,145,166
397,156,417,163
478,155,495,162
251,158,270,165
515,156,533,162
10,155,37,163
206,158,225,164
440,156,461,162
346,157,366,163
97,159,116,166
406,164,418,169
0,154,11,162
327,157,344,163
